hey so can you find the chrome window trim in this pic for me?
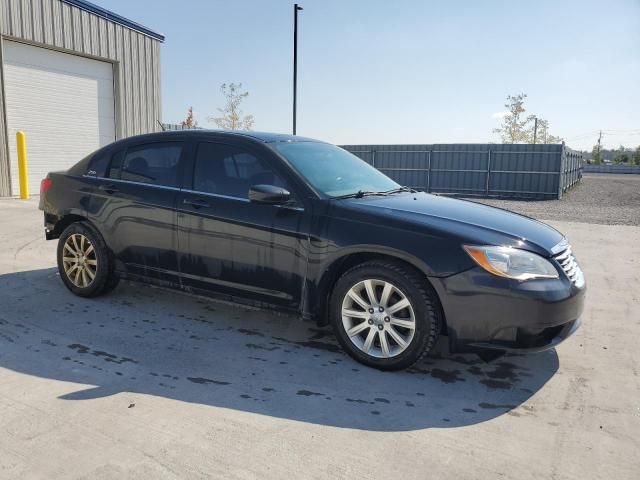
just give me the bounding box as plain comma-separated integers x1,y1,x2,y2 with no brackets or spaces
83,175,182,191
83,176,305,210
181,189,251,203
276,204,305,212
181,188,305,211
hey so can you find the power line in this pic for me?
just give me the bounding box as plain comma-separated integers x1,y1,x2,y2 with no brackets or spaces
601,128,640,133
601,131,640,136
563,131,600,141
563,130,640,144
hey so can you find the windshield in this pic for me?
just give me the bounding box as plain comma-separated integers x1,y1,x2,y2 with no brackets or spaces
272,142,399,197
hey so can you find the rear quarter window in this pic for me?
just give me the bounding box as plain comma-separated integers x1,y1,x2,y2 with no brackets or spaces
67,152,95,176
107,150,125,179
86,149,112,177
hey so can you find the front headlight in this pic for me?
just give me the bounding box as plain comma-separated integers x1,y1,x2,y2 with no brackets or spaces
463,245,559,281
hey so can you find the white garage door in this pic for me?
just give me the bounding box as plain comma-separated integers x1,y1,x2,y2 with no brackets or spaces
3,41,115,195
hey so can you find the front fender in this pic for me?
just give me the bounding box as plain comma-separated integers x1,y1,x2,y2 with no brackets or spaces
316,244,434,278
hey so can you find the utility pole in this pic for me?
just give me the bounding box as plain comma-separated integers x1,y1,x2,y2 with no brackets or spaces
533,116,538,144
292,4,303,135
597,130,602,156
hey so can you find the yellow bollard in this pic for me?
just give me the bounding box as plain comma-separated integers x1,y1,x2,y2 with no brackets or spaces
16,131,29,199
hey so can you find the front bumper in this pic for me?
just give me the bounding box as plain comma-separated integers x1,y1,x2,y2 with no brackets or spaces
430,266,585,354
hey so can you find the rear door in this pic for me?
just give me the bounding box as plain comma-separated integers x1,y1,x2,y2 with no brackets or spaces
176,140,309,309
87,140,187,283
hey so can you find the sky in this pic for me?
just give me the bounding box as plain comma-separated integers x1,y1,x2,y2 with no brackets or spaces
96,0,640,151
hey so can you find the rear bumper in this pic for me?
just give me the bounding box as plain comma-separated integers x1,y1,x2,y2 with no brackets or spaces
430,266,585,354
44,213,60,239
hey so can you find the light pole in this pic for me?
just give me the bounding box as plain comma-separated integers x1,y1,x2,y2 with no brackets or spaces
293,3,303,135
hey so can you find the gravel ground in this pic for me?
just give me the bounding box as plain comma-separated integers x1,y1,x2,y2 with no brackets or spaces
472,174,640,226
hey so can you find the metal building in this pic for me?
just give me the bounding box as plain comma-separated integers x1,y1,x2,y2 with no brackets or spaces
0,0,164,196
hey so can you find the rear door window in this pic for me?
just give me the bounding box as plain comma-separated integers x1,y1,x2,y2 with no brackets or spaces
108,142,183,187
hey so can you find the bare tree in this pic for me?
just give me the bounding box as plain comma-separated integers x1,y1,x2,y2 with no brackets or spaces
493,94,563,144
530,117,563,144
181,106,197,128
208,83,255,130
493,93,531,143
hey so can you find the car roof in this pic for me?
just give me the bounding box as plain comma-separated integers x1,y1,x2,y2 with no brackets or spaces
120,129,324,144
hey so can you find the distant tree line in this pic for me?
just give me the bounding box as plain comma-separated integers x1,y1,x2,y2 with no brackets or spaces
586,145,640,165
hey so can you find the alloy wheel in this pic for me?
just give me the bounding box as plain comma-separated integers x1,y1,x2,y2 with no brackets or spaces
341,279,416,358
62,233,98,288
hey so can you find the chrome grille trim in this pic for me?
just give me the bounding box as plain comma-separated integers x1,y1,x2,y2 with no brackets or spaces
552,240,585,288
550,239,569,255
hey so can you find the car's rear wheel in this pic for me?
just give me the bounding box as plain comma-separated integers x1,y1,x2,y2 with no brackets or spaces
330,260,441,370
57,222,118,297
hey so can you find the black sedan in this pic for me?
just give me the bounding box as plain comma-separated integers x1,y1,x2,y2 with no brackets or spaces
39,130,585,370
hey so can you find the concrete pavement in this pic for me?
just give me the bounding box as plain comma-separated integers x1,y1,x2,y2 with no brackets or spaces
0,198,638,479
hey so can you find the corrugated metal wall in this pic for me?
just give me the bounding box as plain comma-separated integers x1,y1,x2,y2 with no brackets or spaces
162,123,203,131
0,0,162,196
0,36,10,196
341,144,583,199
559,147,582,198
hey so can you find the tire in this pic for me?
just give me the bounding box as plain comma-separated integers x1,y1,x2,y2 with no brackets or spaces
57,222,119,297
100,271,121,295
330,260,441,371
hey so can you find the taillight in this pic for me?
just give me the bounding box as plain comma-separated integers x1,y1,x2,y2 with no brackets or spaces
40,178,53,195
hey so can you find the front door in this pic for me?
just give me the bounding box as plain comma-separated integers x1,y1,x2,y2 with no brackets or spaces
176,141,309,309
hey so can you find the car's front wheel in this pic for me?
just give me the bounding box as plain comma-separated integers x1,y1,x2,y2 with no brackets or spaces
330,260,441,370
57,222,119,297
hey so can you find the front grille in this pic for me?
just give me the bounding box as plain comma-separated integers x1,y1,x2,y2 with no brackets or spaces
553,243,585,287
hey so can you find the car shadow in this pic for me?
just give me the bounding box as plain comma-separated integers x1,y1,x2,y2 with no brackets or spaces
0,268,559,432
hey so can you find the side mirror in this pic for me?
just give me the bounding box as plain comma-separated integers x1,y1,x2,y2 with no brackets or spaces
249,184,291,205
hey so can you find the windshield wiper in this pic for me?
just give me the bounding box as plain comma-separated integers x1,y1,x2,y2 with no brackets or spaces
380,186,416,195
332,190,384,200
332,186,415,200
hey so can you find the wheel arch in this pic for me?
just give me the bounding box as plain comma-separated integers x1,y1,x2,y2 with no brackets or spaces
311,250,447,333
55,215,120,297
52,214,107,249
50,213,87,239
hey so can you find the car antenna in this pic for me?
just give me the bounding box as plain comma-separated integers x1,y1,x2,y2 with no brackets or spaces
156,120,166,132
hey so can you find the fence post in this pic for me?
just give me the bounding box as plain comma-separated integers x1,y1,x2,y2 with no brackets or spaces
558,145,565,199
426,150,431,192
16,131,29,200
371,149,376,168
485,148,491,196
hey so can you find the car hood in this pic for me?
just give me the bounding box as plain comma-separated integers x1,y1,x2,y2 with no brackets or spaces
338,192,564,256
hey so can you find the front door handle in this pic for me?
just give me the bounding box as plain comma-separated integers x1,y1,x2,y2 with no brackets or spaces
183,197,210,209
98,183,118,194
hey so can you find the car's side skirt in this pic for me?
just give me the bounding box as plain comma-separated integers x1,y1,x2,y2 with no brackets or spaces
116,271,304,320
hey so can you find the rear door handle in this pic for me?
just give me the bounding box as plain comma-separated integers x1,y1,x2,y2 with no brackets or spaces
98,183,118,194
183,197,210,209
